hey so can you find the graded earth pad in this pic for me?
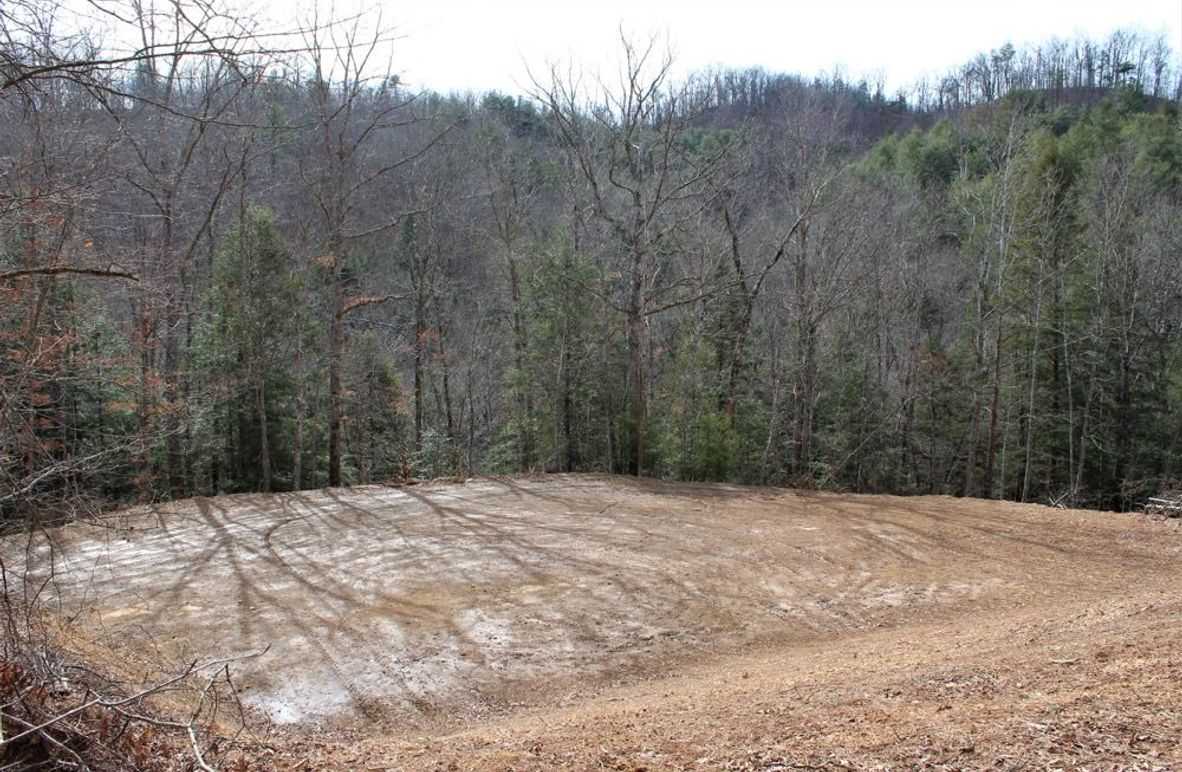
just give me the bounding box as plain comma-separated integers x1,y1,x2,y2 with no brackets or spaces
9,475,1182,768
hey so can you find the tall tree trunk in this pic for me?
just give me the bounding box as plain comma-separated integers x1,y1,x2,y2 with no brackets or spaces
163,314,184,494
507,255,534,471
760,351,784,483
256,380,271,492
439,326,456,449
292,342,304,490
1112,349,1132,509
1021,271,1044,502
562,341,575,471
964,272,990,498
983,320,1004,499
466,373,475,477
328,286,343,487
627,263,646,476
1072,381,1096,505
793,322,817,479
790,227,813,481
134,302,155,503
723,300,754,423
414,295,426,456
901,342,920,487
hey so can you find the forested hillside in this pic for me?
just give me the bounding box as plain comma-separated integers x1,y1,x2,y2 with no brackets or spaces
3,4,1181,522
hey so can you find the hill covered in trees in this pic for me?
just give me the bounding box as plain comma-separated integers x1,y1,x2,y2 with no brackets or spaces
2,3,1180,523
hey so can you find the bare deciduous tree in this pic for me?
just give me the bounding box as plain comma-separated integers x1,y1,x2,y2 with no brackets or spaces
534,33,727,474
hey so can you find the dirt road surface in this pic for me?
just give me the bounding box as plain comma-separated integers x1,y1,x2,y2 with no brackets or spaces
10,475,1182,769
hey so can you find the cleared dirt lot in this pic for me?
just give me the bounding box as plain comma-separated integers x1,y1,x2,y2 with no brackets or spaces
12,475,1182,768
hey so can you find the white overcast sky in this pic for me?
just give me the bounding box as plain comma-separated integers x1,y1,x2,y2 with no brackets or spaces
270,0,1182,96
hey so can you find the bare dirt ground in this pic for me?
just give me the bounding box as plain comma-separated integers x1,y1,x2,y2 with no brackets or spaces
9,474,1182,769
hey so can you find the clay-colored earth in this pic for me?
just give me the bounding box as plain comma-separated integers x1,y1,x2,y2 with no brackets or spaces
11,475,1182,769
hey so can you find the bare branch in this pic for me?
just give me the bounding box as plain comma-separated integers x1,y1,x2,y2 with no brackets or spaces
0,266,139,282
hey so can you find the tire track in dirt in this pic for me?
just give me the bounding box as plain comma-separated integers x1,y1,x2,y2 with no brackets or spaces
222,497,387,723
213,491,472,722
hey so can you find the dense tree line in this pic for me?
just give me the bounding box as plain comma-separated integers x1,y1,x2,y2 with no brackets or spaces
2,3,1181,526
